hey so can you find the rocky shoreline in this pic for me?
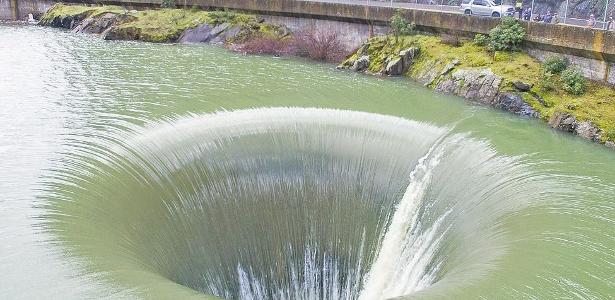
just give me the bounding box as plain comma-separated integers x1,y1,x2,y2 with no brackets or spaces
37,4,615,150
39,4,290,44
339,36,615,150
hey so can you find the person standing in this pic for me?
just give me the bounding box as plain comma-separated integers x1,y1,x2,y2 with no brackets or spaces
523,8,531,20
607,16,615,31
516,0,523,19
544,11,553,23
587,14,596,28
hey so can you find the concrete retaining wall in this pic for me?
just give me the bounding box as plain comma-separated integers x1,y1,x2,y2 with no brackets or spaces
261,15,387,51
0,0,53,21
527,48,610,82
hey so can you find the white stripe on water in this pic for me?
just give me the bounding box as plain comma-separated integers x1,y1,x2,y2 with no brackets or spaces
358,138,446,299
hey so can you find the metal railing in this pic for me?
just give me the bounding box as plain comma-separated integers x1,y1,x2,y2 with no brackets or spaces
306,0,615,30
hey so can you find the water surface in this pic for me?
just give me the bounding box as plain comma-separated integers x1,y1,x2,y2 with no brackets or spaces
1,24,614,299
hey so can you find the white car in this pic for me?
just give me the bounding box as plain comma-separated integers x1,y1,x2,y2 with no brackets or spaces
460,0,515,18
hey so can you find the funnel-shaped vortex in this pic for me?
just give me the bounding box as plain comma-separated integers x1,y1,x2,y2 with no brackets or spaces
43,108,563,300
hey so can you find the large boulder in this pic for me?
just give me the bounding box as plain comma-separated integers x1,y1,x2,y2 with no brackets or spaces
103,26,141,41
575,121,602,142
351,55,370,72
548,112,577,133
73,13,132,35
384,57,404,76
337,43,371,70
548,112,606,142
439,59,459,77
384,47,419,76
178,24,215,43
435,68,502,104
494,93,538,117
43,10,92,29
209,23,239,44
71,17,95,33
512,80,532,92
399,47,419,70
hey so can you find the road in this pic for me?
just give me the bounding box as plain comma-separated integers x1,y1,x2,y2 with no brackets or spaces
306,0,608,29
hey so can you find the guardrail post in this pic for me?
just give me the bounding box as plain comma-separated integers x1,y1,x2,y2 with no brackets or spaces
10,0,19,21
603,0,610,29
529,0,534,20
564,0,569,24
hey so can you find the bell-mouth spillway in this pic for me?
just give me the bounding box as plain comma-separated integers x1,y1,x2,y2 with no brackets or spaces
42,107,571,300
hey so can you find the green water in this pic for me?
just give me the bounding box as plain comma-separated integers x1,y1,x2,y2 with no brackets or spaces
0,24,613,299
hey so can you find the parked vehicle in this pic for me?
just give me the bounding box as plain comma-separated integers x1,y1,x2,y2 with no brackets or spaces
460,0,515,18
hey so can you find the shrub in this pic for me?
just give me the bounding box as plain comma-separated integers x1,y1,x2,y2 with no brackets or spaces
539,71,557,92
389,9,415,42
561,68,587,95
161,0,175,8
473,33,488,46
488,17,525,51
235,37,291,56
543,56,569,74
291,28,346,62
605,128,615,141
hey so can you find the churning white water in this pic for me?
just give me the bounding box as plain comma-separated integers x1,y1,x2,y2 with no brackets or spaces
359,139,445,299
41,107,582,300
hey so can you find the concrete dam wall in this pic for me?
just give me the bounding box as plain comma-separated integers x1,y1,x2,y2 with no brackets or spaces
0,0,53,21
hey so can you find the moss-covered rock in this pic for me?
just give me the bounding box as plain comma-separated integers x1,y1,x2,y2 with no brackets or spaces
39,4,290,44
341,34,615,148
108,8,213,42
39,4,125,29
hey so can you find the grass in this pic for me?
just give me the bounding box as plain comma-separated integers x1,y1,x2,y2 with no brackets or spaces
41,4,279,43
115,9,213,42
344,34,615,143
115,9,268,42
40,3,126,23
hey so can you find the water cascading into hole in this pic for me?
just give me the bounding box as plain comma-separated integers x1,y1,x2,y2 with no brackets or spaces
41,108,567,300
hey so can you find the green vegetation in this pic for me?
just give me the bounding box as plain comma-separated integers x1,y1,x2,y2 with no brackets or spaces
488,17,525,51
342,34,615,143
389,9,415,43
541,56,586,96
41,4,281,43
538,71,557,92
473,33,488,46
543,56,569,74
114,8,212,42
112,8,266,42
561,68,587,96
39,3,125,24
